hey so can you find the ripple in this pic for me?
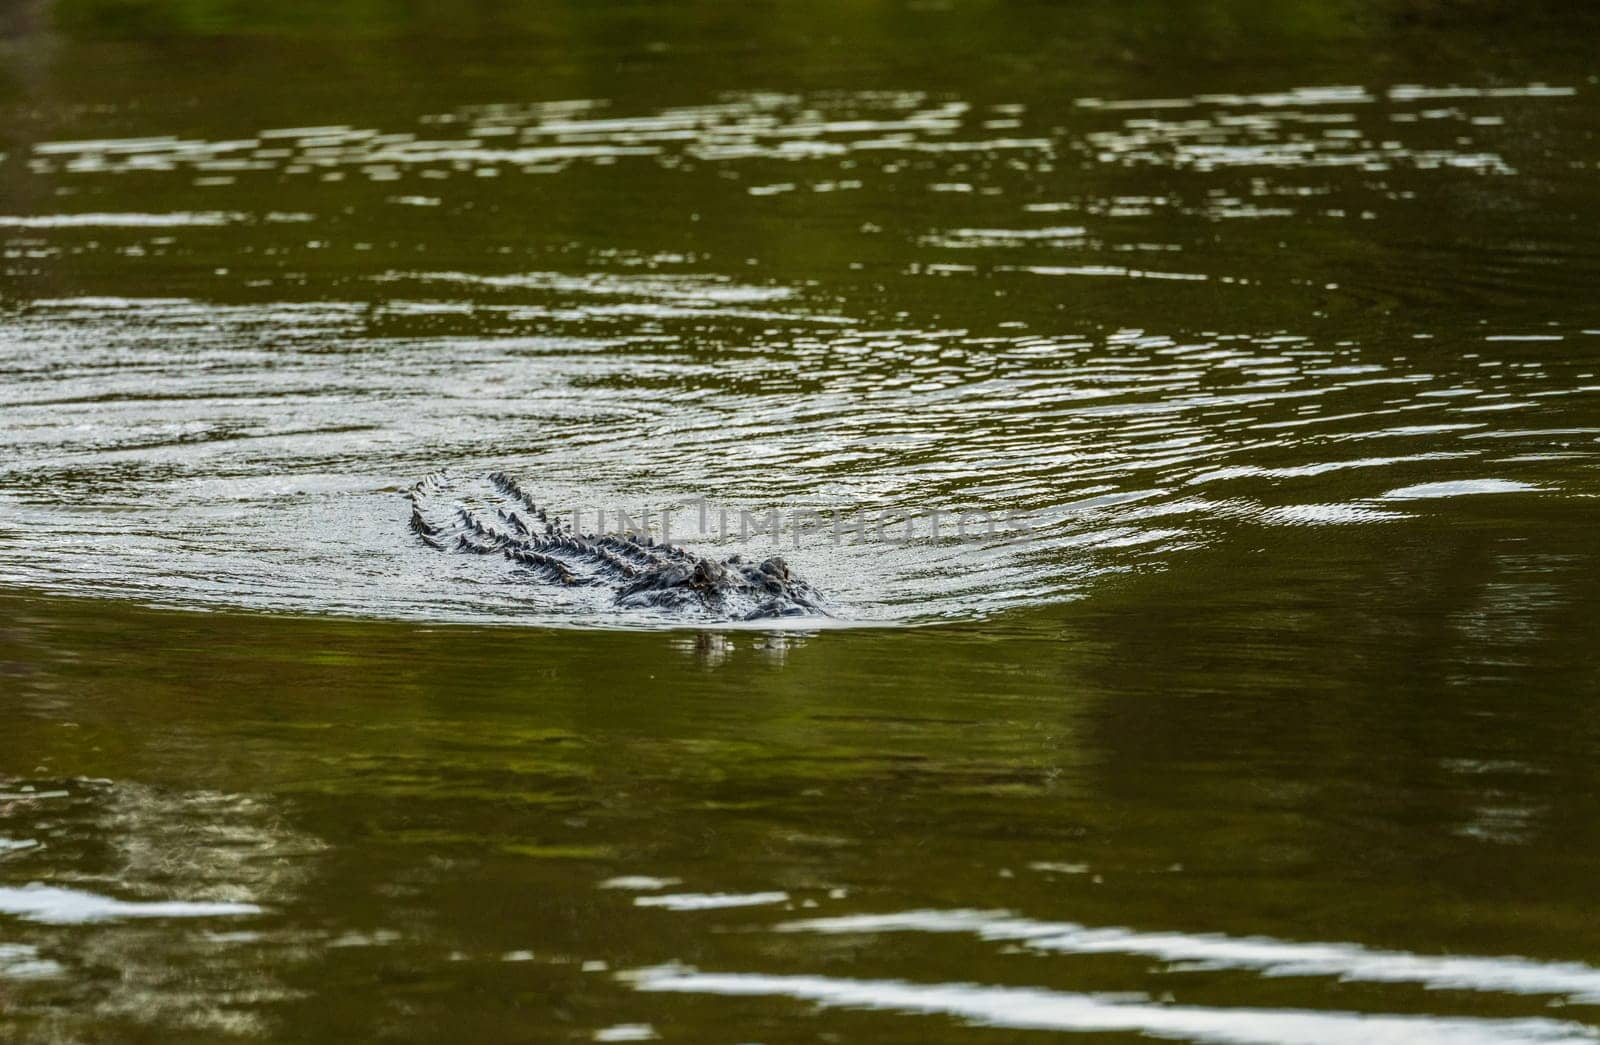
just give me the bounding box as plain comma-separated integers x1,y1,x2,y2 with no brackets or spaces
0,212,245,228
0,883,263,925
0,289,1592,625
23,93,1047,183
1381,480,1540,500
0,943,62,981
926,226,1089,248
2,80,1596,627
625,968,1597,1045
780,909,1600,1001
634,891,790,911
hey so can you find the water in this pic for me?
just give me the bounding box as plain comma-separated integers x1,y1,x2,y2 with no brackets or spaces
3,1,1600,1040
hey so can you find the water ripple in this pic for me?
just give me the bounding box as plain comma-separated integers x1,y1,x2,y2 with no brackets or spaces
2,81,1595,625
626,968,1597,1045
781,909,1600,1001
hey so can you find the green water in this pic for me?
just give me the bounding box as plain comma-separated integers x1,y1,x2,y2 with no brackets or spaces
3,1,1600,1041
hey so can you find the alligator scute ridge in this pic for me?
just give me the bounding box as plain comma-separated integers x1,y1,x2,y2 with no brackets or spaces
409,471,827,621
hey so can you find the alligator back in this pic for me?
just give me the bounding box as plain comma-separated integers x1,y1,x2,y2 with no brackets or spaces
408,472,827,621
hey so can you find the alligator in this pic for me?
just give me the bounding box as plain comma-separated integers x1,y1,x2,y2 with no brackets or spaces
408,472,827,620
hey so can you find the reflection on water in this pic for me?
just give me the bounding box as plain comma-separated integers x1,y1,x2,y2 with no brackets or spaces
626,968,1597,1045
0,883,261,923
0,773,320,1037
2,570,1598,1040
0,944,61,980
778,909,1600,1000
619,899,1600,1041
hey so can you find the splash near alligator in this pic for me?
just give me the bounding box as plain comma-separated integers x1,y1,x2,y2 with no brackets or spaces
408,473,827,621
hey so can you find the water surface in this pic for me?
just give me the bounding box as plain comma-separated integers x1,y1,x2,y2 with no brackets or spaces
2,2,1600,1041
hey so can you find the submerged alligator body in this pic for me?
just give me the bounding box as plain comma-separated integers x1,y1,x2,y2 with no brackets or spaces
409,472,826,620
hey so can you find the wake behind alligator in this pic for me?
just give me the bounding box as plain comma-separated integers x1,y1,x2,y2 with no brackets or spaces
409,472,828,621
